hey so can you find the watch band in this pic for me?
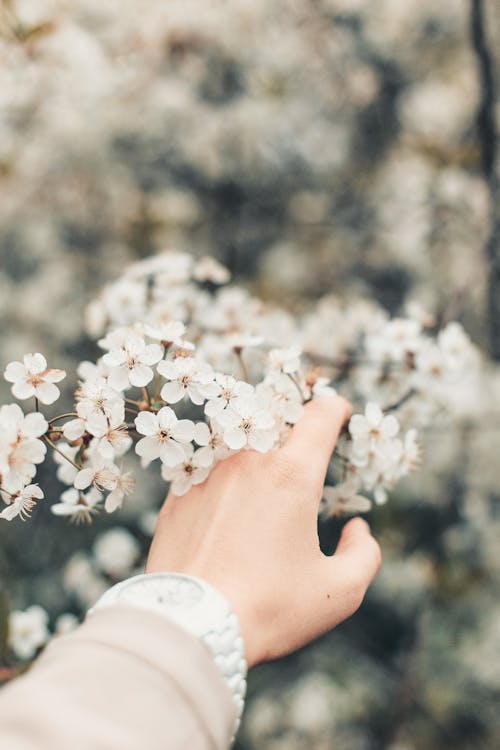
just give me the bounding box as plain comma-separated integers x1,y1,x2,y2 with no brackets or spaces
88,572,247,741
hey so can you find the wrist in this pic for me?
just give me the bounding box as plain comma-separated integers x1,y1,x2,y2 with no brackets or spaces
89,572,248,736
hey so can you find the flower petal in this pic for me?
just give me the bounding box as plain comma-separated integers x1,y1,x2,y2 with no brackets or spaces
129,364,154,387
4,361,26,383
135,411,158,436
35,381,60,405
172,420,195,443
160,381,185,404
223,428,247,450
11,380,35,400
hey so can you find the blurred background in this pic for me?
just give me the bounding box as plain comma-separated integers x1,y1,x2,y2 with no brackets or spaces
1,1,500,748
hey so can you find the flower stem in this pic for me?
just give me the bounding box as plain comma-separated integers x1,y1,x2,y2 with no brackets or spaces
0,486,16,499
48,413,78,424
383,388,417,414
42,435,81,471
287,373,307,403
125,398,143,408
234,349,249,381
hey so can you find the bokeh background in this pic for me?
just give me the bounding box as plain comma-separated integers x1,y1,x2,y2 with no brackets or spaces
1,1,500,748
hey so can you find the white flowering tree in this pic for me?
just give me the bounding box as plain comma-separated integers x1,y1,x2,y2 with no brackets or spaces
0,249,482,670
1,1,500,745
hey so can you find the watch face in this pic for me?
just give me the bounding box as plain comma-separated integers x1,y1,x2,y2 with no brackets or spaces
119,574,205,610
100,573,231,638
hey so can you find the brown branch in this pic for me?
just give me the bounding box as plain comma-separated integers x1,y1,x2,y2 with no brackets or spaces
470,0,500,359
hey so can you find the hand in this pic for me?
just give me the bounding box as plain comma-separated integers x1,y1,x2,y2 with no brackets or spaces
146,396,381,668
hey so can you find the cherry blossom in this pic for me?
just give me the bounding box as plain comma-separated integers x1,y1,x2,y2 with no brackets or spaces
8,606,49,660
73,450,121,494
158,356,218,405
75,375,123,419
257,376,304,425
54,613,79,636
204,374,254,417
216,396,277,452
268,346,302,375
135,407,195,466
104,470,135,513
86,403,131,459
51,487,102,524
193,256,231,284
348,403,400,463
143,320,187,346
0,404,48,494
193,421,235,464
4,353,66,405
320,483,372,518
161,445,213,496
0,251,480,525
100,329,163,390
0,484,44,521
93,528,140,578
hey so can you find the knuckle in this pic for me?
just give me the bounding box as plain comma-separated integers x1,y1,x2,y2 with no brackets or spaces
370,536,383,572
225,450,261,475
341,573,367,613
269,453,312,489
346,587,365,615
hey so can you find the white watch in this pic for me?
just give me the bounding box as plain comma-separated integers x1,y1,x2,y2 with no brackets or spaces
88,572,247,740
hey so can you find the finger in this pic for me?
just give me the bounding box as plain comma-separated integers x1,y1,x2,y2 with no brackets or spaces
280,395,352,478
314,518,381,628
334,517,382,583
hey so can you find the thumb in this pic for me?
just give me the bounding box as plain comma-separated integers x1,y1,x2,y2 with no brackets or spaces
314,518,382,630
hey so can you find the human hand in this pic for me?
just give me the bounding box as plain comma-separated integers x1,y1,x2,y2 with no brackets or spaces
146,396,381,668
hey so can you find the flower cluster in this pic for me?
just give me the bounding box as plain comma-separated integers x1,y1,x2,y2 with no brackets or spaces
0,251,481,524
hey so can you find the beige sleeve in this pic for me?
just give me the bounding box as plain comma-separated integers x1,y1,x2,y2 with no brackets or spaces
0,605,236,750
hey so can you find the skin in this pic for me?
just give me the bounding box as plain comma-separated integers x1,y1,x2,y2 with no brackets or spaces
147,395,382,668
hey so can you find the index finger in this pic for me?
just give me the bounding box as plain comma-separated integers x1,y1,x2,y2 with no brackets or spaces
280,395,352,479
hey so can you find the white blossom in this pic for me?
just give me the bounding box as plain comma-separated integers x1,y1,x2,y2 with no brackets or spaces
0,484,44,521
0,404,47,494
51,487,102,524
193,256,231,284
86,402,131,459
8,605,49,660
93,528,140,578
161,445,213,496
63,553,107,608
75,375,123,419
257,376,304,425
143,319,186,346
54,613,79,635
100,329,163,390
216,395,277,452
158,356,218,405
267,346,302,375
204,374,254,417
4,353,66,405
320,483,372,517
193,421,235,464
348,403,400,465
74,457,119,493
135,407,195,466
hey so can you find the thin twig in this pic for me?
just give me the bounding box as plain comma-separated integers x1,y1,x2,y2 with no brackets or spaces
383,388,417,414
470,0,500,359
287,373,307,403
234,349,249,381
42,435,81,471
48,413,78,424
